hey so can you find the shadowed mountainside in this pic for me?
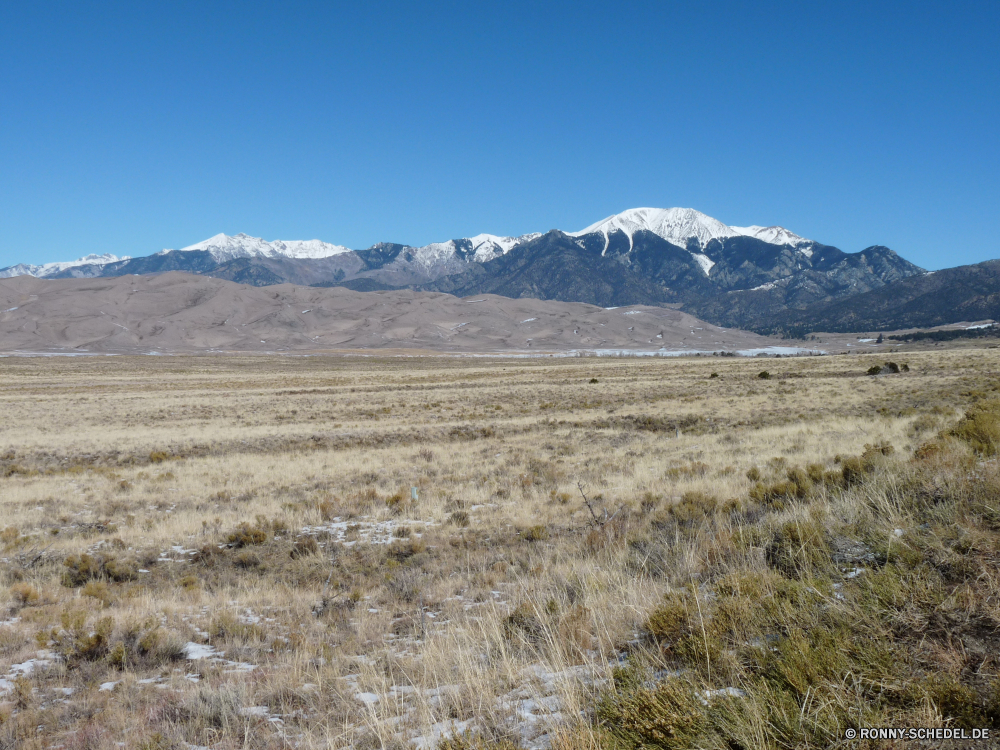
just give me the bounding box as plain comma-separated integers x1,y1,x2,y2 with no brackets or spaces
754,260,1000,334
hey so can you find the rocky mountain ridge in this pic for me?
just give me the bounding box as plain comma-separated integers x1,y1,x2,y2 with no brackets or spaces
0,208,929,331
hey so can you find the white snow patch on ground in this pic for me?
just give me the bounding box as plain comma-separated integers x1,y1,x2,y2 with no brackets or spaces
182,642,221,660
736,347,823,356
182,641,256,672
700,686,747,705
301,517,434,546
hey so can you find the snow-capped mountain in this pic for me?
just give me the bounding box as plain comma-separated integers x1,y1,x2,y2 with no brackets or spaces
0,253,129,279
0,210,813,281
427,210,924,326
730,224,810,248
570,207,740,250
410,233,543,267
0,230,542,281
570,207,813,253
175,233,352,262
0,209,922,331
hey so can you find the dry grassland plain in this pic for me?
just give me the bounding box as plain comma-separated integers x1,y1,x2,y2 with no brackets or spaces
1,349,1000,749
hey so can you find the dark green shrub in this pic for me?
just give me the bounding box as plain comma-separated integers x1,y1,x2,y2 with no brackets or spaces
806,463,825,483
950,399,1000,456
233,550,261,569
54,612,114,662
913,673,992,729
867,365,882,376
523,524,549,542
10,582,41,606
104,557,137,582
504,602,544,643
62,553,138,587
785,467,813,497
62,553,103,587
758,371,771,380
437,733,522,750
646,592,693,645
388,538,426,561
765,518,831,578
748,468,812,506
225,523,268,547
670,491,718,525
290,536,319,558
596,676,707,749
765,626,850,698
840,456,866,486
385,491,407,512
884,361,900,374
136,733,176,750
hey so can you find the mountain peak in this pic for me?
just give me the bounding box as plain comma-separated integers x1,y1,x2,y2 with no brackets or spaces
569,207,813,252
729,225,810,247
176,233,351,261
0,252,129,279
569,207,737,249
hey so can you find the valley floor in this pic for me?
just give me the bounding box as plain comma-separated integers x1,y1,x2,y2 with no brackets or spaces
0,349,999,748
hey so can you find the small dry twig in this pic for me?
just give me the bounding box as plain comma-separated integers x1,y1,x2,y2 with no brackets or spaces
577,482,623,529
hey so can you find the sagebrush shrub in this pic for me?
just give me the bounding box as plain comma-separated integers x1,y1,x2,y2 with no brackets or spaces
10,582,40,606
950,399,1000,456
225,523,268,547
765,518,831,578
290,536,319,558
596,675,707,750
523,524,549,542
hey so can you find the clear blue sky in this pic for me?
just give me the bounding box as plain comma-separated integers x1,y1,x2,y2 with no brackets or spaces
1,1,997,270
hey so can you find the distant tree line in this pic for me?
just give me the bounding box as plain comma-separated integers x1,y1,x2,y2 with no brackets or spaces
888,325,999,343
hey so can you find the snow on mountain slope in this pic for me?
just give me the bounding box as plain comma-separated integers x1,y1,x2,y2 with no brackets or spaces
0,253,129,279
570,208,815,252
567,208,819,275
691,253,716,275
570,208,739,251
410,233,542,267
466,233,542,261
0,210,817,282
177,233,352,261
729,225,810,247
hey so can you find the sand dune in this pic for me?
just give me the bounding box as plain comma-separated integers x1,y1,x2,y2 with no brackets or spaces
0,272,796,354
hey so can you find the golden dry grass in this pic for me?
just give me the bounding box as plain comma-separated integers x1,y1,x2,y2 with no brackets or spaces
0,348,997,749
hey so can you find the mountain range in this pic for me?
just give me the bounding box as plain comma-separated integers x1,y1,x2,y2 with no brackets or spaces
0,208,960,333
